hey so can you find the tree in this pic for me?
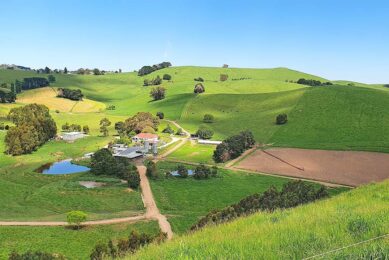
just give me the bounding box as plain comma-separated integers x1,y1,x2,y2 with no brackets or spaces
176,128,183,136
150,86,166,101
66,210,87,229
194,77,204,82
57,88,83,101
203,114,214,123
193,164,211,179
194,83,205,93
64,67,68,74
47,75,56,83
83,125,90,134
124,112,159,134
62,122,70,131
162,124,174,134
44,66,51,74
0,87,16,103
146,160,159,178
90,148,117,175
176,164,188,178
163,74,171,80
156,112,164,119
93,68,101,75
196,128,214,139
115,121,125,136
100,118,111,136
276,114,288,125
127,165,140,189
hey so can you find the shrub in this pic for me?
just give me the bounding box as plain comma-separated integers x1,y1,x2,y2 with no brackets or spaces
220,74,228,81
90,148,117,175
127,165,140,189
176,164,188,178
194,83,205,93
150,86,166,101
83,125,90,134
66,210,87,229
296,78,333,87
146,160,159,179
107,105,116,110
203,114,215,123
193,164,216,179
156,112,164,119
47,74,56,83
57,88,84,101
9,251,65,260
213,130,255,163
162,124,174,134
163,74,171,80
276,114,288,125
194,77,204,82
176,128,183,135
196,128,214,139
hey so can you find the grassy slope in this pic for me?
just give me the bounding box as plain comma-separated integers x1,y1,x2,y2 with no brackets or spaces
133,180,389,259
0,221,159,259
149,162,347,234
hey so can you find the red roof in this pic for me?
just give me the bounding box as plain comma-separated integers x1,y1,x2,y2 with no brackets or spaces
134,133,158,139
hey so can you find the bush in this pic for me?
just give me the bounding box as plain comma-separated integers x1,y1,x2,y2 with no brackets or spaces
213,130,255,163
66,210,87,229
163,74,171,80
193,164,215,179
146,160,159,179
83,125,90,134
296,78,333,87
9,251,65,260
156,112,164,119
127,165,140,189
162,124,174,134
194,83,205,93
276,114,288,125
194,77,204,82
144,76,162,86
176,164,188,178
220,74,228,81
203,114,214,123
57,88,84,101
176,128,183,135
107,105,116,110
150,86,166,101
47,74,56,83
196,128,214,139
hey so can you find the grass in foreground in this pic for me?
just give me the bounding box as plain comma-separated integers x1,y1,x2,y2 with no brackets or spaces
0,221,159,259
132,180,388,259
150,162,347,234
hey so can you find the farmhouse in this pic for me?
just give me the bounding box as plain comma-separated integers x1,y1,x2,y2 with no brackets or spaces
61,131,85,142
132,133,158,143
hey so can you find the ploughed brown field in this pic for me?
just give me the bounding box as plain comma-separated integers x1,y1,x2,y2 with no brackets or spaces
236,148,389,186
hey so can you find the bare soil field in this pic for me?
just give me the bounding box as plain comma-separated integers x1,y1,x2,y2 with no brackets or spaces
236,148,389,186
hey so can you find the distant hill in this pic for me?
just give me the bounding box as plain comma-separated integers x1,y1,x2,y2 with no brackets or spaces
131,180,389,259
0,64,31,71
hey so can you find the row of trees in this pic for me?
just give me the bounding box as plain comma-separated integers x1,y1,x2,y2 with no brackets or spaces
57,88,84,101
137,62,172,76
90,148,140,188
172,164,218,179
213,131,255,163
191,180,329,230
196,127,214,139
296,78,333,87
90,230,166,259
5,104,57,155
61,122,89,134
21,77,50,90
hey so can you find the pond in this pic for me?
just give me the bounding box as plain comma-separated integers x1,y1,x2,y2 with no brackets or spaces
171,169,194,177
37,159,90,175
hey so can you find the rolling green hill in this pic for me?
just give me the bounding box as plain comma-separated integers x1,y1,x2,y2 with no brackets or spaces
131,180,389,259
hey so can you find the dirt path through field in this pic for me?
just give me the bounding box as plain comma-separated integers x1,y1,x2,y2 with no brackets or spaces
236,148,389,186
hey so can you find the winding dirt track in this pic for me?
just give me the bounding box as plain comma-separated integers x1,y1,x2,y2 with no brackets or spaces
236,148,389,187
0,166,174,240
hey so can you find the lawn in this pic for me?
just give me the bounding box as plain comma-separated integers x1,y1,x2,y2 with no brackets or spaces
149,162,347,234
166,141,216,164
0,221,159,259
133,180,388,259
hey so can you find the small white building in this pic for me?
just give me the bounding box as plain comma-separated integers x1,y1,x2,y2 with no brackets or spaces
198,139,222,145
132,133,159,143
62,132,85,142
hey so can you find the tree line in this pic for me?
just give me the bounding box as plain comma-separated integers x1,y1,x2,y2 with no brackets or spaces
213,131,255,163
5,104,57,155
296,78,333,87
137,62,172,76
191,180,329,231
57,88,84,101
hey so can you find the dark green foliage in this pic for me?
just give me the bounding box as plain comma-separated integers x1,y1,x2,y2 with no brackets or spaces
156,112,164,119
64,67,68,74
297,78,333,87
90,148,116,175
9,251,65,260
203,114,214,123
194,83,205,93
57,88,84,101
196,127,214,139
21,77,50,90
193,164,217,179
0,87,16,103
220,74,228,81
61,122,81,132
213,130,255,163
191,180,328,230
162,124,174,134
146,160,159,179
149,86,166,101
138,62,172,76
126,165,140,189
115,121,125,135
5,104,57,155
176,164,188,178
107,105,116,110
47,75,56,83
384,84,389,88
143,76,162,86
194,77,204,82
276,113,288,125
93,68,103,75
90,230,166,259
163,74,171,80
83,125,90,134
100,118,111,137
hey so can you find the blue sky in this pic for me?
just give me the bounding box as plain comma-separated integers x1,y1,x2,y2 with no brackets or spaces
1,0,388,83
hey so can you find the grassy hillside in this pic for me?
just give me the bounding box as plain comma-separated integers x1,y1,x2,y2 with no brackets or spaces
132,180,389,259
